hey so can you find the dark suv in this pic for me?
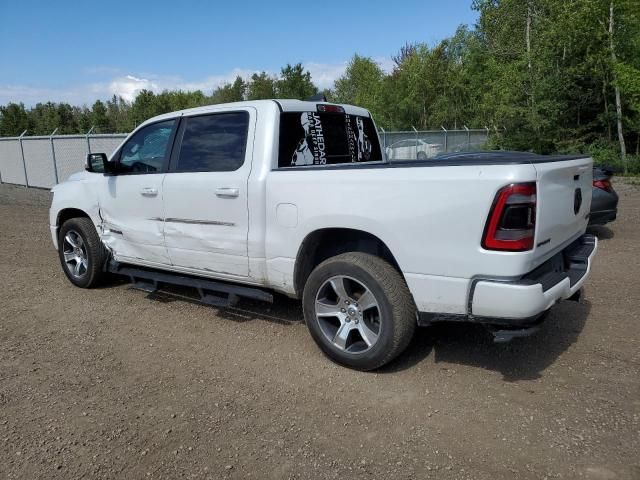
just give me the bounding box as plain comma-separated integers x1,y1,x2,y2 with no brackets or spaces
590,167,618,225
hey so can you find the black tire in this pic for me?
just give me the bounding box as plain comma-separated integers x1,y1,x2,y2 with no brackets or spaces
58,217,108,288
417,151,428,160
302,253,416,370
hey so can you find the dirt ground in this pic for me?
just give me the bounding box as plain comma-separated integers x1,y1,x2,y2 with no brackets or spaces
0,181,638,480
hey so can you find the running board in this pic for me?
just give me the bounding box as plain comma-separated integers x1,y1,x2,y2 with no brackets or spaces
107,261,273,307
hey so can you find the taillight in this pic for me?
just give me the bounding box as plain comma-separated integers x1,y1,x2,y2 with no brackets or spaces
593,179,612,192
482,183,536,251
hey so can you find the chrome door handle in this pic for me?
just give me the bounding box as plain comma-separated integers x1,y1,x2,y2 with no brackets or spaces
140,187,158,196
215,187,239,198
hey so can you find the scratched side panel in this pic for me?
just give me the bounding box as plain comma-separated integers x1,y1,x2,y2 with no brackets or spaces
161,177,250,277
97,174,171,265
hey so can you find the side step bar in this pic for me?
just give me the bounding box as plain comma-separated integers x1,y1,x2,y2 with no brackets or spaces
107,261,273,308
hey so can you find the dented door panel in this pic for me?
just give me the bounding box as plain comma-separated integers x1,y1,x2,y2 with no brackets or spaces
162,174,249,276
98,174,170,264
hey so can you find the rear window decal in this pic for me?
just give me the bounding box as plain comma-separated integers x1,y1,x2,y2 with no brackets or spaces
279,111,381,168
292,112,326,166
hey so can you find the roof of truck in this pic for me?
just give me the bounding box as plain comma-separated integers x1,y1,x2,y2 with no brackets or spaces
138,99,371,130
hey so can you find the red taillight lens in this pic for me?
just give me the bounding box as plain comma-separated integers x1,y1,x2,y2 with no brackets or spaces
593,179,612,192
482,183,536,252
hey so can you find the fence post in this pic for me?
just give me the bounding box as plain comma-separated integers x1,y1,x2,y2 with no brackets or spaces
85,126,95,154
441,126,448,153
18,130,29,187
49,128,60,185
412,126,418,159
379,127,386,159
0,140,3,184
464,125,470,150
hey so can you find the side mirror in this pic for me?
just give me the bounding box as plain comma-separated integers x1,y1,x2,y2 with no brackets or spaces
85,153,111,174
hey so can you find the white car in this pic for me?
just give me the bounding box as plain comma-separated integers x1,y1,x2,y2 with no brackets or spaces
386,138,441,160
49,100,597,370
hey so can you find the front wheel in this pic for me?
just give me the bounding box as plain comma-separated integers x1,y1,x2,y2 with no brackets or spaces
302,253,416,370
58,217,108,288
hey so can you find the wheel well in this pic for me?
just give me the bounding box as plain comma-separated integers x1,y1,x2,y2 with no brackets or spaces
293,228,402,297
57,208,91,230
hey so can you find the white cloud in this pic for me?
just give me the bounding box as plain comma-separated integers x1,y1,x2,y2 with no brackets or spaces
108,75,160,102
0,58,394,106
304,62,348,90
172,69,256,93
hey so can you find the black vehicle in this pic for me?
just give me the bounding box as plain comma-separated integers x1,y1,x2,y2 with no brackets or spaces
590,167,618,225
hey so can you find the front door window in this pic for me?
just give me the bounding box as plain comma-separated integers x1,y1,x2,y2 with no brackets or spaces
119,120,176,173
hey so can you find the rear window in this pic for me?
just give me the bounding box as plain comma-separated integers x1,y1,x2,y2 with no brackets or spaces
278,111,382,168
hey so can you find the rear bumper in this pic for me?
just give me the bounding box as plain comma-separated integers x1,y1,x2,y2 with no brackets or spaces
589,209,616,225
589,187,618,225
470,234,597,321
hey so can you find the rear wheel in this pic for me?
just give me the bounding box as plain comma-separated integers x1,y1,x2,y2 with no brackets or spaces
302,253,416,370
58,217,108,288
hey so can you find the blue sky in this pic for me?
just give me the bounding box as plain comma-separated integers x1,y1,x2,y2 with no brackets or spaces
0,0,478,105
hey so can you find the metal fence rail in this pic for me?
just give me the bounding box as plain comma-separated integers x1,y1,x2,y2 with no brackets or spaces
0,128,489,189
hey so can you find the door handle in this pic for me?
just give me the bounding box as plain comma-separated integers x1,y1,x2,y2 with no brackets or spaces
215,187,239,198
140,187,158,196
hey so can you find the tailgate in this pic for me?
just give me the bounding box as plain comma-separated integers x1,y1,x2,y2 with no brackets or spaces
533,156,593,262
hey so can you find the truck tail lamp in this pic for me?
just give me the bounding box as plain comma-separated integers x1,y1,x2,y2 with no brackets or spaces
482,183,536,251
593,179,612,192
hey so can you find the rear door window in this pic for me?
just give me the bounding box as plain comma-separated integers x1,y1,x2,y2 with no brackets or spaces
278,111,382,167
172,112,249,172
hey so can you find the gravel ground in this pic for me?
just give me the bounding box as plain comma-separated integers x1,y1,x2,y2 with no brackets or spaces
0,181,638,480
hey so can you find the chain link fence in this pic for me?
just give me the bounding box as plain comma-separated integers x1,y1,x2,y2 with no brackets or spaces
380,128,490,161
0,133,126,188
0,128,490,189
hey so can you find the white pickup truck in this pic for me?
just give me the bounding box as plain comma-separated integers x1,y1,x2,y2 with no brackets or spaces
49,100,597,370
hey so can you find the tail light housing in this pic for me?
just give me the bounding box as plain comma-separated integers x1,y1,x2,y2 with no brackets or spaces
593,179,612,192
482,183,536,251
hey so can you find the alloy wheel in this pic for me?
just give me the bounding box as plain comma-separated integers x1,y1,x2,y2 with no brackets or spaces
314,275,382,354
62,230,88,278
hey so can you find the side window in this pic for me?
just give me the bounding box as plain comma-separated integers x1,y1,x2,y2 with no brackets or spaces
174,112,249,172
119,119,176,173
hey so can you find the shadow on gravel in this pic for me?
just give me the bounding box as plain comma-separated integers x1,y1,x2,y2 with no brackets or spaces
114,271,591,380
381,300,591,381
587,225,614,240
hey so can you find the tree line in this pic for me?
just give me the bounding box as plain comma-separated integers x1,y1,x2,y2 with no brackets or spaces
1,0,638,172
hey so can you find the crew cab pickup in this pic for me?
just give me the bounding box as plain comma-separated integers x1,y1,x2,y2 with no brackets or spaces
49,100,597,370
